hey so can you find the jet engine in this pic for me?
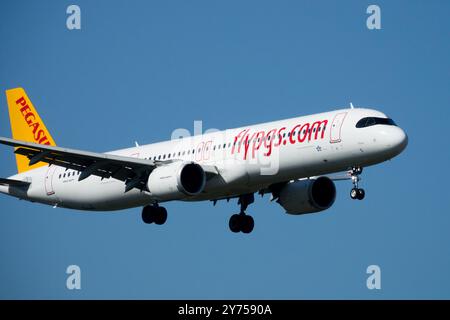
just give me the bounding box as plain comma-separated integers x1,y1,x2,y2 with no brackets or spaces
147,161,206,201
277,177,336,215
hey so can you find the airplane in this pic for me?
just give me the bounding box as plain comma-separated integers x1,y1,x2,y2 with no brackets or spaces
0,88,408,234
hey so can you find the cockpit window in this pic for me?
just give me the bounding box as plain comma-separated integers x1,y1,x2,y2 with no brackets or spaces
356,117,397,128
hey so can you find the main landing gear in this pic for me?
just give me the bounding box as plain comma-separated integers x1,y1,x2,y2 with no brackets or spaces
142,204,168,225
350,166,365,200
229,194,255,234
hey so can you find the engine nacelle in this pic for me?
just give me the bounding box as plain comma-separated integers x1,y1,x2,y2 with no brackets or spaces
147,161,206,201
277,177,336,215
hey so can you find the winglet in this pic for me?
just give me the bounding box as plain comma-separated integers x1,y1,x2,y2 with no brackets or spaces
5,88,56,173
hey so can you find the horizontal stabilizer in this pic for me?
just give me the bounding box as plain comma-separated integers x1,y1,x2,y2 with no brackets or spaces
0,177,30,187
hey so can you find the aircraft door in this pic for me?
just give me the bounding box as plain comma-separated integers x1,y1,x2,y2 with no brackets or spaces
45,165,58,196
330,112,347,143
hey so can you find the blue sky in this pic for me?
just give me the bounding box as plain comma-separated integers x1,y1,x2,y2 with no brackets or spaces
0,0,449,299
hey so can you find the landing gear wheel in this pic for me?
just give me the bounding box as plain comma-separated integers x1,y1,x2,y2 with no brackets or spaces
228,194,256,234
142,205,154,224
154,207,168,225
241,215,254,234
350,188,359,200
141,205,167,225
350,188,365,200
356,188,365,200
229,214,241,233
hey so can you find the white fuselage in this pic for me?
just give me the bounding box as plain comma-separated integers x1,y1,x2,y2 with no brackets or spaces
0,108,407,211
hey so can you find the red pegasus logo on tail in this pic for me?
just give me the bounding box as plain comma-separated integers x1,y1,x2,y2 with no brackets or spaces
15,96,51,145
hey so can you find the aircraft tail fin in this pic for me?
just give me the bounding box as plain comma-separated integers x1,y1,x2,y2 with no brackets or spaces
5,88,56,173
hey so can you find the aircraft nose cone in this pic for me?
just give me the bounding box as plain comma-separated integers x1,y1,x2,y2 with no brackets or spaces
395,127,408,152
388,127,408,156
375,126,408,159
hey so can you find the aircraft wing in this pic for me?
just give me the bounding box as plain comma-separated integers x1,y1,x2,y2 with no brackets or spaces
0,137,156,191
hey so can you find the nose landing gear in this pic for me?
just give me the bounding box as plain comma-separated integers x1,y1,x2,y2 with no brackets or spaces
350,166,365,200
